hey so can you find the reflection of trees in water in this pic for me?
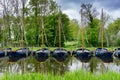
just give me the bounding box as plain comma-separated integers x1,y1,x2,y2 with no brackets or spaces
0,58,9,73
0,57,30,74
89,57,99,73
114,59,120,66
45,56,71,75
1,57,120,74
0,56,71,75
30,56,71,75
89,57,114,73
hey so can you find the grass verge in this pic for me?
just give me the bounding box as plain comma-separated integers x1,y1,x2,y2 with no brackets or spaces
1,70,120,80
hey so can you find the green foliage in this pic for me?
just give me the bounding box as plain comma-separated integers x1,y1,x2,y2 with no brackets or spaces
2,70,120,80
25,16,39,46
79,3,101,47
26,0,72,47
107,18,120,35
117,38,120,46
44,13,71,47
107,18,120,46
86,19,100,47
69,19,80,41
1,1,120,47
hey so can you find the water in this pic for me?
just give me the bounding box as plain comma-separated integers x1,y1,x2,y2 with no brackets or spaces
0,56,120,75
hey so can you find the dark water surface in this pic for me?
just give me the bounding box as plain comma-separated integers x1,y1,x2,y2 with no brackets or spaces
0,56,120,76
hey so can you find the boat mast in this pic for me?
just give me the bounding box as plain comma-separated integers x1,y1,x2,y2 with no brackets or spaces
101,9,104,49
80,9,85,51
58,6,62,49
41,1,45,49
41,16,44,48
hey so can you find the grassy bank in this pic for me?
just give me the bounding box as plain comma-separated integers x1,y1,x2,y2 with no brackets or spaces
1,46,116,51
1,70,120,80
0,41,117,51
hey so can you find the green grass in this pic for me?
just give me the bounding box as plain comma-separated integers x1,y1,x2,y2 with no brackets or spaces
1,70,120,80
1,46,116,51
9,47,116,51
0,40,118,51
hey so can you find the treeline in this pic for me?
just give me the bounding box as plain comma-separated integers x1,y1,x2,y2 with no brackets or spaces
75,4,120,47
0,0,79,47
0,0,120,47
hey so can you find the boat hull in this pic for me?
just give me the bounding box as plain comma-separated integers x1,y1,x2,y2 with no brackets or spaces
35,48,50,62
52,48,69,62
8,48,31,62
0,51,5,58
73,49,93,62
95,48,113,63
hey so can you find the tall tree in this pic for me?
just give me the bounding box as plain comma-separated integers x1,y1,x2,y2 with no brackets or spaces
29,0,48,46
0,0,14,46
107,18,120,46
80,3,99,47
29,0,58,46
44,13,71,47
20,0,28,47
69,19,80,41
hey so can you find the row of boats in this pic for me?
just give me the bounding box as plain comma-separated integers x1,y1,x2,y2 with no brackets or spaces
0,47,120,63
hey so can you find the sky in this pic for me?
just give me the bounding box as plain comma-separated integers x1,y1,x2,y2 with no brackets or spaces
56,0,120,23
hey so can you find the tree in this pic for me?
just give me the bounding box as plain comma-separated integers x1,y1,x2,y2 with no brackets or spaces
29,0,43,46
107,18,120,46
81,3,98,27
29,0,57,46
69,19,80,41
44,13,71,47
0,0,14,46
20,0,29,47
85,19,100,46
80,3,99,47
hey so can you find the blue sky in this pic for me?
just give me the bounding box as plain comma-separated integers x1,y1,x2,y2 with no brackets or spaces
56,0,120,22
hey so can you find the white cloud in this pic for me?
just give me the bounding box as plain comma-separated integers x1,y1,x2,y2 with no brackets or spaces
63,9,80,21
94,2,120,19
108,9,120,20
56,0,120,25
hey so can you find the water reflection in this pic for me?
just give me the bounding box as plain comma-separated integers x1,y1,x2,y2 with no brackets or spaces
0,56,120,76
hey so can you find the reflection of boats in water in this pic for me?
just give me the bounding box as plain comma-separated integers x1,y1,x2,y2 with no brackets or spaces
52,48,69,62
113,48,120,59
8,48,31,62
35,48,50,62
95,48,113,63
73,48,93,62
